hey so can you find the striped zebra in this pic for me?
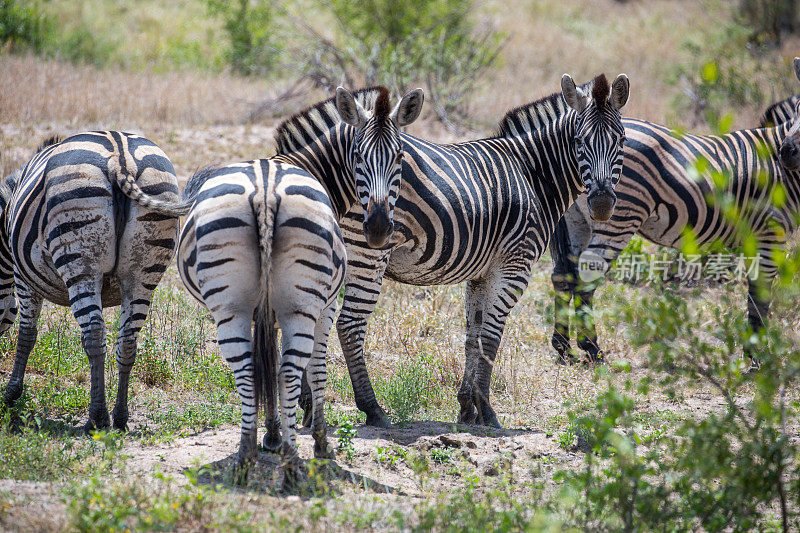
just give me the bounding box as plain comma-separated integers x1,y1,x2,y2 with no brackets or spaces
295,73,631,429
549,58,800,366
761,94,799,127
176,87,423,482
0,131,189,430
779,60,800,170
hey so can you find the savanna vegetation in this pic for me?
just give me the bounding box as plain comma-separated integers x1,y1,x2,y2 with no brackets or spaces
1,0,800,531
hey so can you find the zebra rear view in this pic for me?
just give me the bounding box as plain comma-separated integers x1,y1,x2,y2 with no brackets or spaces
176,87,423,486
1,131,189,431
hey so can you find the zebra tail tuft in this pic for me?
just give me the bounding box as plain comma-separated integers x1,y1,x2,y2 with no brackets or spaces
252,171,278,418
107,153,193,217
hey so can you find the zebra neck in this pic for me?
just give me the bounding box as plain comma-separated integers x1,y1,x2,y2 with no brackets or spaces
509,117,582,222
276,125,356,220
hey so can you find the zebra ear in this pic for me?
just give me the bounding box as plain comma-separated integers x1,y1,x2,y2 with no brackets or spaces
391,88,424,127
561,74,589,114
609,74,630,111
794,57,800,84
336,86,369,127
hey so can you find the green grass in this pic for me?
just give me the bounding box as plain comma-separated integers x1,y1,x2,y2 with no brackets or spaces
0,420,124,482
26,0,227,71
63,465,255,532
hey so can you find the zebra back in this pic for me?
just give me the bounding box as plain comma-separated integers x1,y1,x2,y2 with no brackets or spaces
274,87,385,154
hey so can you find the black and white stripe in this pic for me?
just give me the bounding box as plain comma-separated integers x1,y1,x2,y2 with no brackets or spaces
1,131,188,430
286,74,631,428
176,87,423,479
761,94,799,127
550,62,800,366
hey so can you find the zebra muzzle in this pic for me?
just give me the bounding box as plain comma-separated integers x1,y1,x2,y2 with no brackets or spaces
363,201,394,248
586,186,617,222
780,139,800,171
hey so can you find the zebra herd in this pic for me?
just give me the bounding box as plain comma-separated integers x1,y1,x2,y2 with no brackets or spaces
1,59,799,485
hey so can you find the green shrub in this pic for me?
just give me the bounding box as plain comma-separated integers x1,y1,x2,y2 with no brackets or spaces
298,0,505,126
207,0,282,76
670,16,794,129
0,0,52,53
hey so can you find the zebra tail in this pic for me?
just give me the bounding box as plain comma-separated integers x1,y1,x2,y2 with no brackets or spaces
251,173,278,419
107,154,193,217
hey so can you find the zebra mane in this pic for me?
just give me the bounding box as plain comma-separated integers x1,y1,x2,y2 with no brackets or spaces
760,94,800,127
36,134,62,153
0,170,19,211
0,136,56,211
274,86,389,155
496,76,599,138
182,165,222,202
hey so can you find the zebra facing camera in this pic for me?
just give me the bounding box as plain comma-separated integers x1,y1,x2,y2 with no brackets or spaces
578,250,609,283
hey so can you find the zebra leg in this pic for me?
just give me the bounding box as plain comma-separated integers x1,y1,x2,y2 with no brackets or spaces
550,207,589,364
217,315,259,481
309,302,337,460
110,288,152,431
112,184,180,431
458,278,486,424
471,266,531,428
2,288,41,407
334,247,391,427
575,282,603,364
67,281,112,431
551,275,575,364
744,262,774,373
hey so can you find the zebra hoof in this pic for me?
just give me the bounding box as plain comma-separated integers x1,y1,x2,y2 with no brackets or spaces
475,401,501,429
364,406,392,428
313,439,336,460
555,351,580,365
277,464,306,493
457,404,477,425
583,351,606,366
83,412,111,434
2,380,23,407
225,457,252,486
111,409,129,432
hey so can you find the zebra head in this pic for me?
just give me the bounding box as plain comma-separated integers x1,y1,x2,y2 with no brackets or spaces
779,58,800,172
561,73,630,222
336,86,424,248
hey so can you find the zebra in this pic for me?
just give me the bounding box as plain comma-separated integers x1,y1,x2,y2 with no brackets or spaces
761,93,800,127
1,131,190,431
780,59,800,173
294,73,631,429
549,58,800,366
176,86,423,482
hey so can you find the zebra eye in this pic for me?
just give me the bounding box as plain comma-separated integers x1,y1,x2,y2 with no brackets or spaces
395,151,404,163
574,137,584,147
355,152,364,164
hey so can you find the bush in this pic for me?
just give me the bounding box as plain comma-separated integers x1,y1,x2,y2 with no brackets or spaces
296,0,505,127
0,0,52,52
738,0,799,46
552,113,800,531
207,0,282,76
671,16,794,129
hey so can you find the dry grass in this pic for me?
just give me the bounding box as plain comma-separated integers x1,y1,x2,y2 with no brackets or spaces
0,54,293,127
